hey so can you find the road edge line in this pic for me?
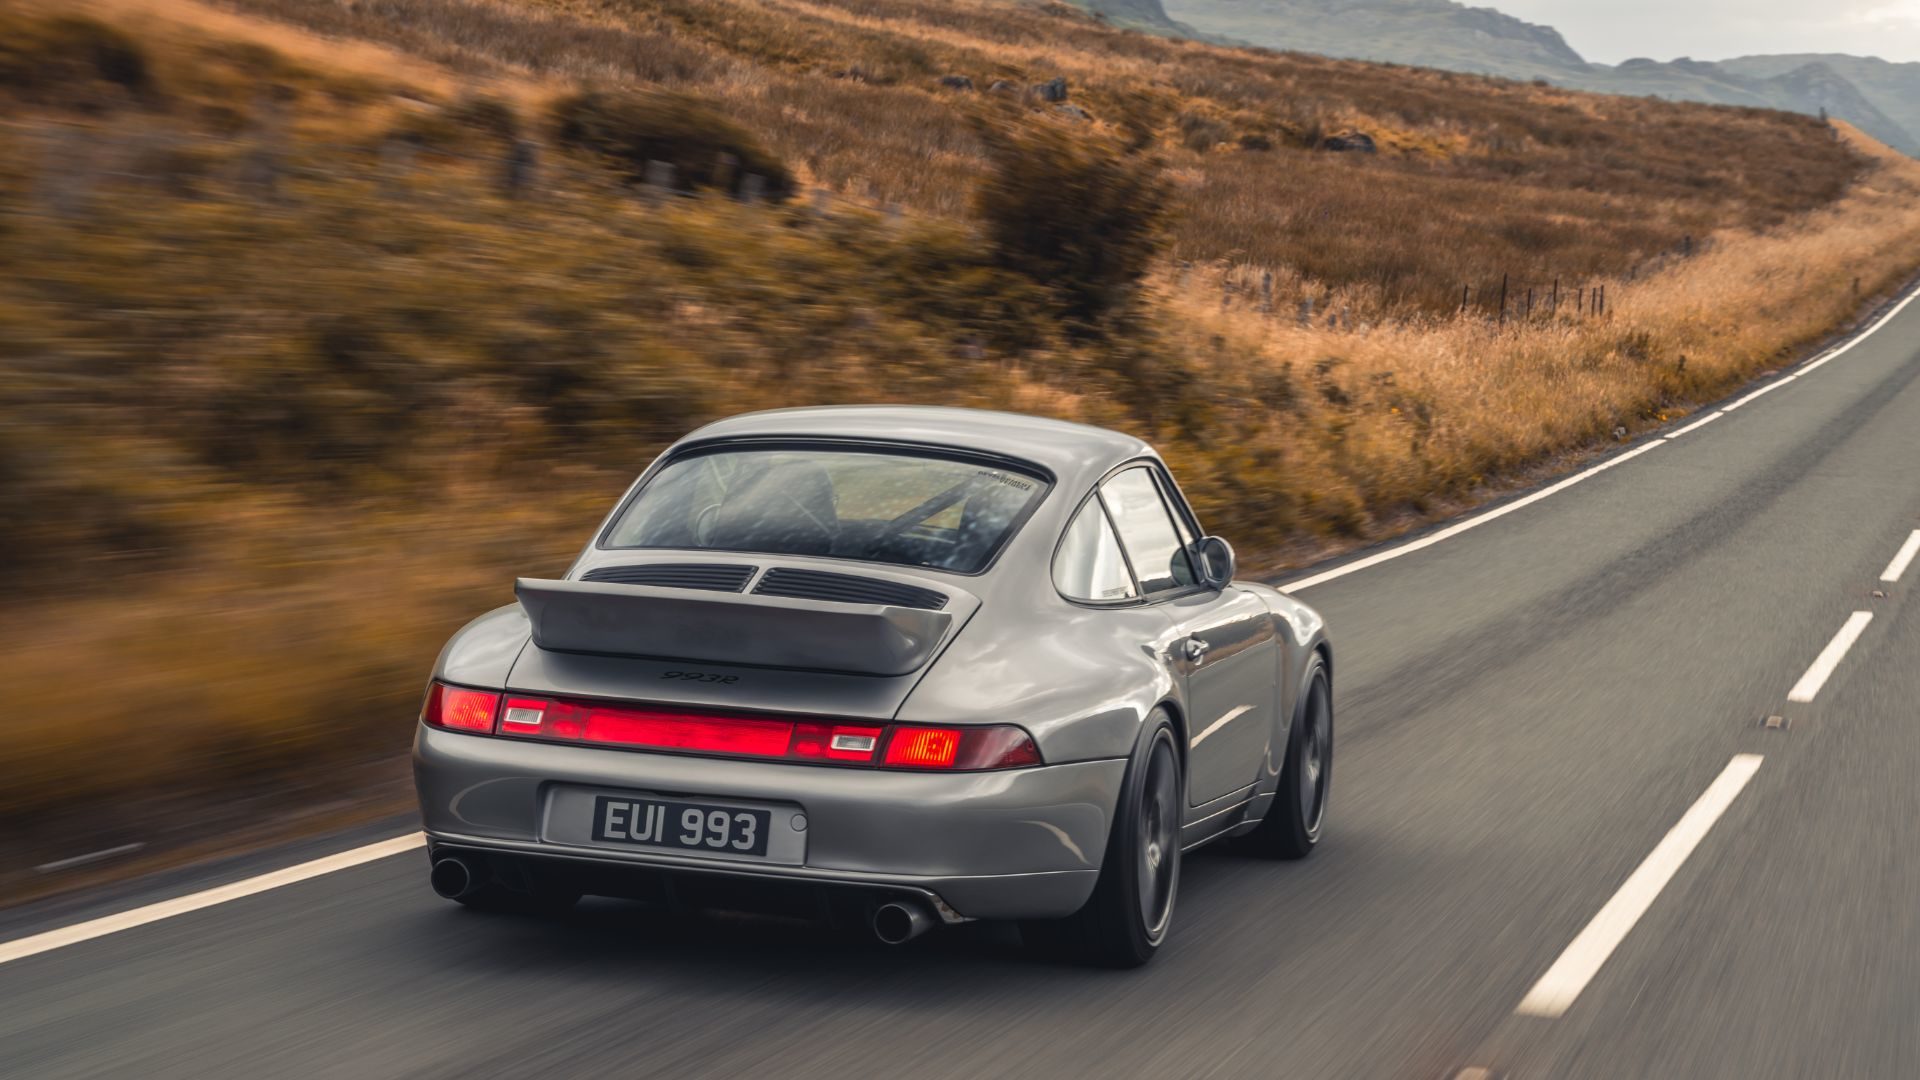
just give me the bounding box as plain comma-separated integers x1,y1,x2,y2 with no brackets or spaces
0,833,425,967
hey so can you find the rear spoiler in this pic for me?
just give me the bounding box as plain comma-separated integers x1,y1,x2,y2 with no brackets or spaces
514,578,954,677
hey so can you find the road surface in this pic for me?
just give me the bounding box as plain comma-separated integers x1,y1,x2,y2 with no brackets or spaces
5,291,1920,1079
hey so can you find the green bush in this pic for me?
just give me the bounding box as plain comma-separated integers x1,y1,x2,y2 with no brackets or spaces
550,89,794,201
973,116,1172,331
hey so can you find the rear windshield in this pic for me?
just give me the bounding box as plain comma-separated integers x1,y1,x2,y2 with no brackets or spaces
602,446,1049,574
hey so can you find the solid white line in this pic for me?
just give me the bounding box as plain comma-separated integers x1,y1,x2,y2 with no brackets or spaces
1667,410,1725,438
0,833,425,967
1190,703,1254,747
1800,284,1920,374
1284,440,1666,591
1284,279,1920,594
1515,754,1763,1019
1787,612,1875,703
1721,375,1797,411
1881,531,1920,583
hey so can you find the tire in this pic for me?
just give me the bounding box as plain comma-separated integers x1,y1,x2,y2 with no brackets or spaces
1023,712,1183,968
1241,655,1331,860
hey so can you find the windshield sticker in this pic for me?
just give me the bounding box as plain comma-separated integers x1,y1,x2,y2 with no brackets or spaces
979,470,1035,492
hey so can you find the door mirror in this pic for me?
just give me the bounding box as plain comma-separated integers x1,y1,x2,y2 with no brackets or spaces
1193,536,1235,590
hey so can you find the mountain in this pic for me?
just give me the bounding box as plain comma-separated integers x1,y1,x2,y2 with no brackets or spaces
1065,0,1195,34
1158,0,1582,76
1137,0,1920,153
1719,54,1920,152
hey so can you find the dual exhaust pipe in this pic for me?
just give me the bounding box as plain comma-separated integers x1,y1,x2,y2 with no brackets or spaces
433,852,937,944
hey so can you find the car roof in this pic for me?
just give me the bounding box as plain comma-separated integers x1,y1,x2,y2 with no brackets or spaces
676,405,1154,483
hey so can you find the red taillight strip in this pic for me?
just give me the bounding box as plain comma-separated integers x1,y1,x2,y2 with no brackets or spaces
424,683,1041,771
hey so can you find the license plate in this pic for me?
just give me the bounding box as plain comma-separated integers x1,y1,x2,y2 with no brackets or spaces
590,795,771,858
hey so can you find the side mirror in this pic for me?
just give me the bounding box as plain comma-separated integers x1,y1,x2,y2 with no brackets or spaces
1194,536,1235,590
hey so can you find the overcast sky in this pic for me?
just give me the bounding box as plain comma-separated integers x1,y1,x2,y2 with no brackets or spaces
1489,0,1920,63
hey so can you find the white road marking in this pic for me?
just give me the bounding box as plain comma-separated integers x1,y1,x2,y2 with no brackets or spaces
1515,755,1763,1019
1284,280,1920,594
35,843,146,875
1881,531,1920,583
1190,703,1255,747
1284,441,1666,592
1787,612,1874,703
1721,375,1797,411
1667,410,1725,438
1800,284,1920,374
0,833,424,967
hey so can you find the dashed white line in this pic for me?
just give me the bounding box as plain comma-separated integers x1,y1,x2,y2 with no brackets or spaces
0,833,425,967
1515,754,1764,1019
1881,531,1920,583
1787,612,1875,703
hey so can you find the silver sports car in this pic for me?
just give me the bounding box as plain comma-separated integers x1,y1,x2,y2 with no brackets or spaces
415,406,1333,966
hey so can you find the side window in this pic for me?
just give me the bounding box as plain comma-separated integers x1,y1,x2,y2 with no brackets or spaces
1054,498,1138,603
1101,468,1197,594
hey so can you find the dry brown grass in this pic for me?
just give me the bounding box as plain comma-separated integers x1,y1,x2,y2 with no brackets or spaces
187,0,1860,310
1151,124,1920,536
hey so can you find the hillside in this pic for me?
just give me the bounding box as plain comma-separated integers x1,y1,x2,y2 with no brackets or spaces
4,0,1920,894
1721,54,1920,154
1153,0,1920,153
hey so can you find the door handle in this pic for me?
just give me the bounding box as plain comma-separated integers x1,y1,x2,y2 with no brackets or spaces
1183,638,1210,663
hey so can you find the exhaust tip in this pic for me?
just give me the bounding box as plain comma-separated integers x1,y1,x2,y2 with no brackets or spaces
872,900,935,945
430,856,475,900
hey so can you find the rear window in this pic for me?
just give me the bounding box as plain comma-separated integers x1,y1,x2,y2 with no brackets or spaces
602,446,1048,574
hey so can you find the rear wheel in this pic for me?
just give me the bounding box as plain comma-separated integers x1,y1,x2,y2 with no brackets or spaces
1023,712,1182,968
1241,657,1331,859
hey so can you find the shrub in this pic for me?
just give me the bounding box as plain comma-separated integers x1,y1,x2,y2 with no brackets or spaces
550,89,794,201
973,116,1172,330
0,13,152,103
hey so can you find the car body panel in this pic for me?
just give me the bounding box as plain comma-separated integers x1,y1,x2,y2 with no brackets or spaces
415,406,1332,921
415,724,1119,918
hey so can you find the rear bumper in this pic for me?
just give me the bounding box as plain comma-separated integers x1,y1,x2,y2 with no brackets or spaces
413,724,1124,919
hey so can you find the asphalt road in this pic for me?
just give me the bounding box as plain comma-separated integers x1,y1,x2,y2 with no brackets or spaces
5,293,1920,1079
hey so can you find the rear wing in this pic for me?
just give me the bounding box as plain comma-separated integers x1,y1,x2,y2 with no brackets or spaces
514,578,954,677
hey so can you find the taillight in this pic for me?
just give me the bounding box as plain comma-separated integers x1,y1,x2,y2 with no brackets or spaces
421,683,500,732
424,683,1041,770
884,725,1043,770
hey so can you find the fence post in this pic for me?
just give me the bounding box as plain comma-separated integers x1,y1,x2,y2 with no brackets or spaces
1498,273,1508,326
1526,286,1534,319
1460,283,1470,315
1552,277,1560,313
1260,270,1274,314
644,160,674,202
499,137,536,199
